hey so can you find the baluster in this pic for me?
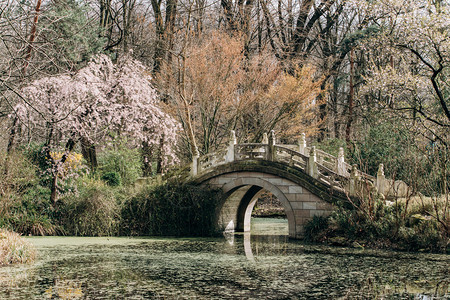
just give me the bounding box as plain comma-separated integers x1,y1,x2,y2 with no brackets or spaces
268,130,275,161
226,130,236,162
307,146,318,178
298,133,306,155
258,133,268,159
336,147,346,176
349,164,359,196
191,146,200,176
262,133,268,144
376,163,386,196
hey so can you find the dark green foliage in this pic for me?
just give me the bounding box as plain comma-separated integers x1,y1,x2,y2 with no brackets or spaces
121,181,222,237
312,138,346,157
98,141,142,185
340,25,381,54
20,143,52,187
101,171,121,186
0,151,58,235
40,0,105,70
303,215,329,242
351,121,420,182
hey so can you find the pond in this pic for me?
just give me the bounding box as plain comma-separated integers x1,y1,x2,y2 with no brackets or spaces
1,218,448,299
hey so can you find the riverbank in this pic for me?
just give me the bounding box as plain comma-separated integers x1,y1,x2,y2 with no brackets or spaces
303,195,449,253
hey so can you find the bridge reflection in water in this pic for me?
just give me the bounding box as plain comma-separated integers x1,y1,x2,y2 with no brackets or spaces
225,217,289,261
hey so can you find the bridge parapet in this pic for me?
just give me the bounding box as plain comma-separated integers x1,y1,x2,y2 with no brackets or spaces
190,131,411,199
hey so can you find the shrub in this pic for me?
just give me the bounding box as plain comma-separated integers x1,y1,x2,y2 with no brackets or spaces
58,177,120,236
20,143,53,187
121,181,222,236
311,197,449,253
312,138,346,158
0,151,39,211
101,171,121,186
3,213,58,236
98,141,142,185
303,215,329,242
0,152,59,236
350,121,421,182
0,229,36,265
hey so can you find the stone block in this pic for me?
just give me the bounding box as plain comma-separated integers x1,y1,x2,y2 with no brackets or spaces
226,178,242,188
309,210,326,217
294,210,310,218
237,172,255,177
288,185,303,194
278,185,289,193
280,179,293,186
289,228,296,236
241,177,262,186
268,178,283,185
309,193,321,202
217,177,231,185
296,193,311,202
290,201,303,210
286,194,297,202
207,178,218,185
286,210,295,221
303,202,317,210
317,202,334,210
288,217,295,228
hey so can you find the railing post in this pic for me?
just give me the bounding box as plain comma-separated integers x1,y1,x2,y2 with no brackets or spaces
298,133,306,155
376,163,385,196
191,146,200,176
307,146,318,178
226,130,237,162
349,164,359,196
336,147,345,176
262,133,268,144
268,130,275,161
260,133,269,159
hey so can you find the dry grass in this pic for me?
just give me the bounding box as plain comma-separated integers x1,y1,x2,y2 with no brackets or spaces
396,194,449,218
0,229,36,265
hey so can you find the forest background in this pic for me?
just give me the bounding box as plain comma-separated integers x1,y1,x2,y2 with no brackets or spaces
0,0,448,251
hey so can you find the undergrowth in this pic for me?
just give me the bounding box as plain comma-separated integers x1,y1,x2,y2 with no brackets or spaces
304,196,449,253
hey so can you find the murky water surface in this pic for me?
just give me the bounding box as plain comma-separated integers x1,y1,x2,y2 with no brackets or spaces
1,218,448,299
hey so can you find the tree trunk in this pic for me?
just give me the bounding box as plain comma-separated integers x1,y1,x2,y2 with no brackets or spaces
5,0,41,174
50,138,76,206
23,0,42,74
345,49,354,143
156,135,165,174
80,137,97,172
141,141,153,177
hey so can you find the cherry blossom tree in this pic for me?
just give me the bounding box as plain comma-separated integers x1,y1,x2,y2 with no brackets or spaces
354,0,449,201
13,54,180,204
356,0,449,145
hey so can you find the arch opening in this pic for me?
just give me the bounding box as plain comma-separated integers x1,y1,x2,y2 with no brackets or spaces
217,177,294,237
248,191,288,235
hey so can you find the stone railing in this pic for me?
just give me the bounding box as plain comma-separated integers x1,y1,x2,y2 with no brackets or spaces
190,130,411,198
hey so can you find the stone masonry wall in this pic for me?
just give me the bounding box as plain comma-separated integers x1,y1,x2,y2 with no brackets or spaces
205,171,335,239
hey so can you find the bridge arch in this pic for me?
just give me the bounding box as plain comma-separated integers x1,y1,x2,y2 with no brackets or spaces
188,131,409,238
220,176,294,236
195,161,338,239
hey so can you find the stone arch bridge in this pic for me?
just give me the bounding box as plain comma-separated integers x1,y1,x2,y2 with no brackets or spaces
189,131,411,239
